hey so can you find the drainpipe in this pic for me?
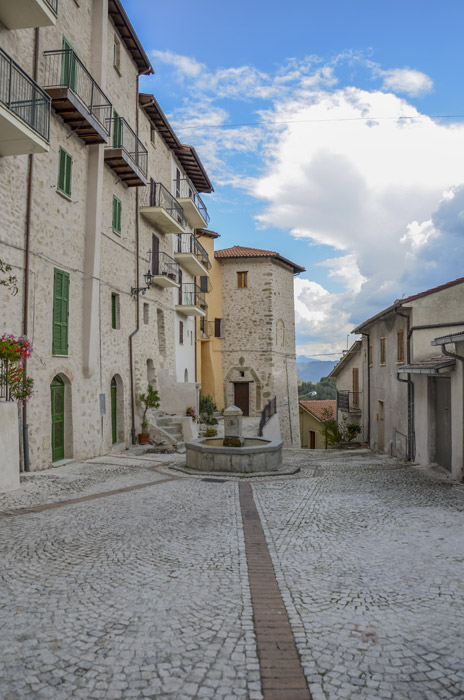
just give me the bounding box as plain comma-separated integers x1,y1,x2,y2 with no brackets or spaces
284,355,294,447
395,309,413,460
438,342,464,482
21,28,40,472
360,332,370,445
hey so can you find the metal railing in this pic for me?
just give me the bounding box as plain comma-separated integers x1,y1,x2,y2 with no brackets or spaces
199,319,215,338
46,0,58,14
176,233,211,270
144,181,186,228
258,396,277,436
174,177,209,225
0,359,12,402
43,49,112,136
337,390,361,411
177,283,207,309
151,251,180,283
108,115,148,178
0,47,51,142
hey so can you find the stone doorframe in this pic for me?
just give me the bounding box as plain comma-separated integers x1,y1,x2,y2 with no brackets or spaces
224,365,262,416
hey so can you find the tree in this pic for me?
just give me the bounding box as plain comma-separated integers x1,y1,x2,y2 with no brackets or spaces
138,384,160,434
298,376,336,400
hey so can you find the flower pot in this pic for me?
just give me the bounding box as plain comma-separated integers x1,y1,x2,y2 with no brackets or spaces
138,433,150,445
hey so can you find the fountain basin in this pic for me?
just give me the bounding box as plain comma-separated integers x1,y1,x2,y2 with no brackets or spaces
185,436,283,474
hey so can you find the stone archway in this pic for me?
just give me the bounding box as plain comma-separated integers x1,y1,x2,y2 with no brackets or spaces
50,373,73,462
224,365,262,416
110,374,125,444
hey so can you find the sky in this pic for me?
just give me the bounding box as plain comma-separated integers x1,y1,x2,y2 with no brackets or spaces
124,0,464,359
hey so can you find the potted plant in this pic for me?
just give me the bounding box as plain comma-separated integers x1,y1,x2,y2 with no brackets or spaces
138,384,160,445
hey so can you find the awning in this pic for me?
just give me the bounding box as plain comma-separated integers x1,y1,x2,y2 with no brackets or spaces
397,356,455,375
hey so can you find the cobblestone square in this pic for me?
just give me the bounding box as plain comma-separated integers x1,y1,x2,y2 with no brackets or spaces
0,449,463,699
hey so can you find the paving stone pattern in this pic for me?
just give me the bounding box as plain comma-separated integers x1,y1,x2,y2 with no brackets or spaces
0,448,463,699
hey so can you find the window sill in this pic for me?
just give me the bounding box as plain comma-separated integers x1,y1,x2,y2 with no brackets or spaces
52,353,68,357
57,189,72,202
112,228,121,236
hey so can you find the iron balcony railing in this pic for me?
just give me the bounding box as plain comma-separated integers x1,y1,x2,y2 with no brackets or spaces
174,177,209,225
43,49,112,136
199,319,215,338
337,390,361,411
259,396,277,436
0,359,13,402
109,115,148,178
46,0,58,13
151,251,180,283
146,181,186,228
178,283,207,309
176,233,211,270
0,47,51,143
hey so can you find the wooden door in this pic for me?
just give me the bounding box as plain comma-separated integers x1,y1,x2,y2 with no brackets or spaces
51,376,65,462
435,377,451,471
309,431,316,449
152,234,159,275
378,400,384,452
111,377,117,444
234,382,249,416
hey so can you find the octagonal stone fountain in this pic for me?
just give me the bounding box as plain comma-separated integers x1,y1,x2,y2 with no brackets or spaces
184,405,298,476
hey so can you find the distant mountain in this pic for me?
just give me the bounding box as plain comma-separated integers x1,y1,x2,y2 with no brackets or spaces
296,360,337,383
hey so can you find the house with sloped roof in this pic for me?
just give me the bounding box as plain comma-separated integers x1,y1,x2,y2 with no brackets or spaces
328,340,365,440
299,400,336,449
352,277,464,480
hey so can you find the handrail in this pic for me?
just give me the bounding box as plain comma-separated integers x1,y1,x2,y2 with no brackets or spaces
145,181,186,228
337,389,362,411
177,282,207,309
0,47,51,142
176,233,211,270
151,251,180,282
0,359,13,402
174,177,209,225
108,115,148,178
258,396,277,436
43,49,112,136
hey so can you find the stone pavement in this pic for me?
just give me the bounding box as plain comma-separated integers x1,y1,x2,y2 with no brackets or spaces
0,448,463,699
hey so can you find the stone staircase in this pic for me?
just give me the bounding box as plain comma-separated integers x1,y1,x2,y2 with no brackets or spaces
153,414,185,452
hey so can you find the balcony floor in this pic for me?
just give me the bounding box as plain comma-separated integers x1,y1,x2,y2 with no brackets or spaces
139,206,185,234
0,0,56,29
174,252,209,277
175,304,206,317
152,274,180,288
104,148,147,187
45,87,108,144
178,197,207,229
0,103,49,156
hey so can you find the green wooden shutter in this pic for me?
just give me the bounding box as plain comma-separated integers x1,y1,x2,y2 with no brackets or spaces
111,377,117,444
62,36,77,90
113,109,122,148
51,376,65,461
58,148,72,197
53,269,69,355
111,293,117,329
112,196,121,233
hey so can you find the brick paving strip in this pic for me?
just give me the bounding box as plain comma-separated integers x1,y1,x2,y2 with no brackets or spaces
0,474,179,519
239,482,312,700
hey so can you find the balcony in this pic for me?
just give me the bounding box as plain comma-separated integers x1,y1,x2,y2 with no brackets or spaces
199,319,214,340
0,48,51,156
140,181,186,234
43,50,112,144
174,233,211,277
105,116,147,187
176,283,206,317
337,390,361,413
151,252,180,288
174,177,209,228
0,0,57,29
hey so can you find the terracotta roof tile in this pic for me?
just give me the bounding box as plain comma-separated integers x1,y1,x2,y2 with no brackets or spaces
214,246,305,273
299,399,336,422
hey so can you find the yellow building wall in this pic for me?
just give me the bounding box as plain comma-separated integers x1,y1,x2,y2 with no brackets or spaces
196,233,224,411
299,408,329,449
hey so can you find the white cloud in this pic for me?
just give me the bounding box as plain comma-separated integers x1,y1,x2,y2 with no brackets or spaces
151,50,204,78
380,68,433,97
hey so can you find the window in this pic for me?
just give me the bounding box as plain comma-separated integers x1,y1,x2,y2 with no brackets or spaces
237,271,247,288
352,368,359,409
397,329,405,363
215,318,222,338
179,321,184,345
380,337,386,365
52,268,69,355
150,126,156,146
112,196,122,234
143,303,149,325
368,344,373,367
199,276,208,293
175,167,181,198
57,147,72,198
111,293,120,329
113,34,121,74
113,109,122,148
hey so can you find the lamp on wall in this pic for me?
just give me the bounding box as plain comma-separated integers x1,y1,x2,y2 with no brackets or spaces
131,269,153,298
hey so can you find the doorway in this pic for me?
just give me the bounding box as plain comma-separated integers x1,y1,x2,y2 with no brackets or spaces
234,382,249,416
51,375,65,462
378,400,384,452
111,377,117,444
435,377,451,471
309,430,316,449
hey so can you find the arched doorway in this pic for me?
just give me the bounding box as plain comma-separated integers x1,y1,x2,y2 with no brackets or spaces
51,375,65,461
111,377,117,444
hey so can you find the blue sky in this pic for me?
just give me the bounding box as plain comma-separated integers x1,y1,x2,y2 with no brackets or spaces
125,0,464,357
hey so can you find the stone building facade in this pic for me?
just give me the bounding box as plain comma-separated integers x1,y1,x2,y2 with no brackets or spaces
214,246,304,447
0,0,213,471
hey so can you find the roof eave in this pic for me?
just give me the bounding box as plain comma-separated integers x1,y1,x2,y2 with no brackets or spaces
108,0,154,75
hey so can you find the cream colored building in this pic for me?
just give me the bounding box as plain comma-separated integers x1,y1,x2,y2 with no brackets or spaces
0,0,213,472
328,340,365,440
299,399,336,449
214,246,304,447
